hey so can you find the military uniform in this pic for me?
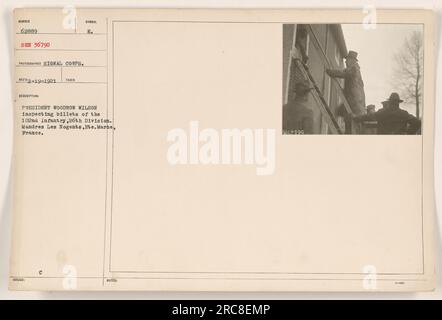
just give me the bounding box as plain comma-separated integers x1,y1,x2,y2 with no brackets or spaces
360,105,377,135
375,107,420,135
355,93,421,135
283,80,314,134
283,97,314,134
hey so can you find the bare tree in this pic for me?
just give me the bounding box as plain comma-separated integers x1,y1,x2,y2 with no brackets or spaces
392,31,423,119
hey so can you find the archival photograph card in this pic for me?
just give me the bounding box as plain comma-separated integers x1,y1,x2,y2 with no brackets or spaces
9,8,437,291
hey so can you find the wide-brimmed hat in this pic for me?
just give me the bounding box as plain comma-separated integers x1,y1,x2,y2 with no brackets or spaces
294,80,313,94
345,50,358,61
386,92,404,103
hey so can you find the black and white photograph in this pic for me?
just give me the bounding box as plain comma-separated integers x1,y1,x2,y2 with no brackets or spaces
0,2,440,302
283,23,423,135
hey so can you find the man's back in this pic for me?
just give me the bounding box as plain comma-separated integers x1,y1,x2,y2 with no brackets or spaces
376,107,420,134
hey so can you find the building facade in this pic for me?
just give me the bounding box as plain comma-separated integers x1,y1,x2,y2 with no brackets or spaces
283,24,363,134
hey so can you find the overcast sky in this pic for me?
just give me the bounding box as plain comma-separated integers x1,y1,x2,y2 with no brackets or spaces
341,24,423,116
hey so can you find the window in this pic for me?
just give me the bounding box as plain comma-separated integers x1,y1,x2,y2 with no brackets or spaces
334,44,341,66
326,75,332,105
